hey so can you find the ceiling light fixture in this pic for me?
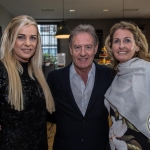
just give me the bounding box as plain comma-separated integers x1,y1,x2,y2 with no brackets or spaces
70,10,75,12
55,0,70,39
103,9,109,12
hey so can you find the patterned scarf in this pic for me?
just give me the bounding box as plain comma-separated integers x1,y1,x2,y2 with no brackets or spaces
105,57,150,139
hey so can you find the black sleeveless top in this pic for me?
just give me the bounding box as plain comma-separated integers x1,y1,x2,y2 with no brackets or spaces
0,61,48,150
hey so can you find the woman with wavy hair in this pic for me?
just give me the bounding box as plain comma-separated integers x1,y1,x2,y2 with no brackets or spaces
0,15,55,149
104,21,150,150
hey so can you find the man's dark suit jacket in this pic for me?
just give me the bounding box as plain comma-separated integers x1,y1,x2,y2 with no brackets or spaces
47,62,115,150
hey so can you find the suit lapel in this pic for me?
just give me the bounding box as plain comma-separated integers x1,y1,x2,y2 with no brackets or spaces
86,63,105,113
61,64,82,115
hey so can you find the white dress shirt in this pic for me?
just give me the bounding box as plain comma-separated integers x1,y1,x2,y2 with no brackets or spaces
70,63,95,116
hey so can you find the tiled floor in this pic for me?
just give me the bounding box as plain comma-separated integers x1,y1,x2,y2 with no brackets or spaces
47,122,56,150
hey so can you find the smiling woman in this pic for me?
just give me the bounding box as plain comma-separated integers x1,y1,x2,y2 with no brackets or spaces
104,21,150,150
111,28,139,63
14,25,37,62
0,15,55,150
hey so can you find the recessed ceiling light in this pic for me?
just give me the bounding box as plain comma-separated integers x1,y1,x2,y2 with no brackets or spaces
70,10,75,12
103,9,109,12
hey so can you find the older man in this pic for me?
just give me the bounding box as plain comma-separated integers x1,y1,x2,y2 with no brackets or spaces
47,24,115,150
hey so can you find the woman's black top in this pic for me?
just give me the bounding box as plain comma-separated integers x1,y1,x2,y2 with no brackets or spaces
0,61,48,150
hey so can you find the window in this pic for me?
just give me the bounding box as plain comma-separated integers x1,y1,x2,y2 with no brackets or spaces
37,24,58,63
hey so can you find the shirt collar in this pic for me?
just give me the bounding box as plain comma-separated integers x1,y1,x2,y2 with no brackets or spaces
70,62,95,79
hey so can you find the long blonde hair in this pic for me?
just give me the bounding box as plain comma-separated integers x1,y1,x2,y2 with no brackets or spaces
0,15,55,113
105,21,150,69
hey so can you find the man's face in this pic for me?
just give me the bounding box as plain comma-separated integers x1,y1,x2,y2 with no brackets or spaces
70,32,98,73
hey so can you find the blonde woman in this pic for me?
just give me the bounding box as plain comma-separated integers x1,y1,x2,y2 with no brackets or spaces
104,21,150,150
0,15,55,149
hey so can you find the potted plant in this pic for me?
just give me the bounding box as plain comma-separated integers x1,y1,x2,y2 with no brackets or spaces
43,53,51,66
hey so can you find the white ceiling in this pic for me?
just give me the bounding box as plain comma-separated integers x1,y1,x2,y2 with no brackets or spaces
0,0,150,21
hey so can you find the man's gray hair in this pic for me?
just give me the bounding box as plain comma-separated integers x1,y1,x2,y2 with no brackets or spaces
69,24,99,47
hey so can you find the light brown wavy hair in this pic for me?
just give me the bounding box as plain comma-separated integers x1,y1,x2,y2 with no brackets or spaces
0,15,55,113
105,21,150,69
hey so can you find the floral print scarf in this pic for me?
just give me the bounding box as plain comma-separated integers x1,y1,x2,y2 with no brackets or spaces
105,57,150,140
